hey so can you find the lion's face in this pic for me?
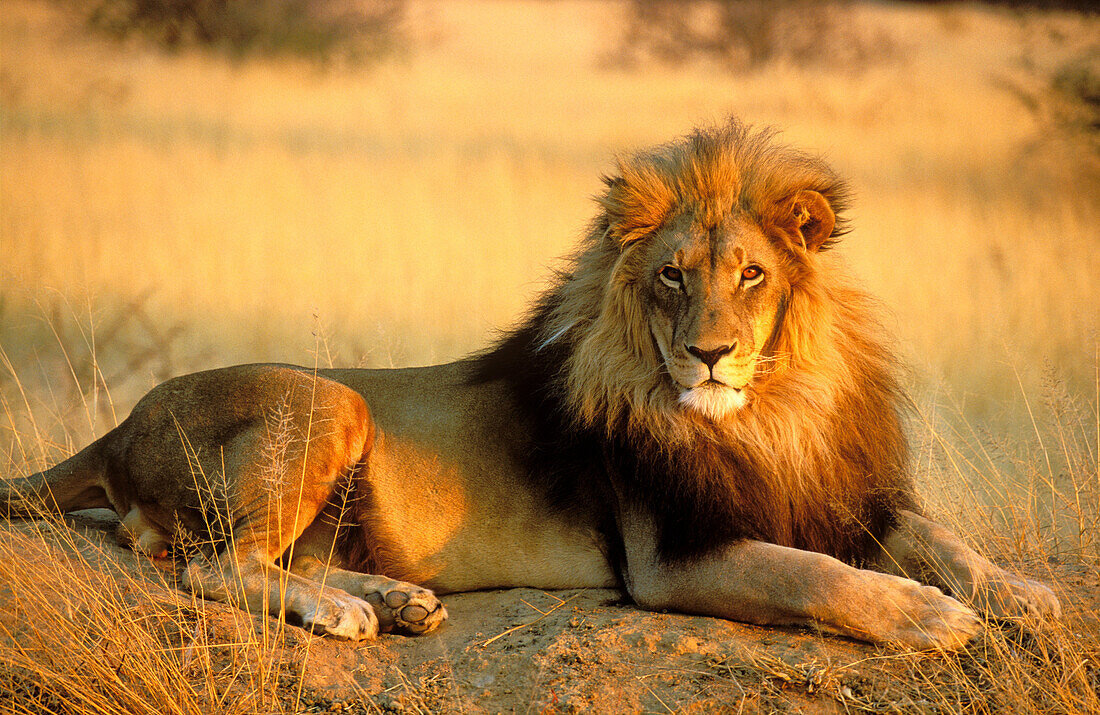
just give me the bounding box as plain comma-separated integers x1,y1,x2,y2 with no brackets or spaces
578,127,841,428
640,214,788,420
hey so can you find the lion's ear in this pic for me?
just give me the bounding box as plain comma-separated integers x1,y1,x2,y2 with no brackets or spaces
769,190,836,253
597,164,674,247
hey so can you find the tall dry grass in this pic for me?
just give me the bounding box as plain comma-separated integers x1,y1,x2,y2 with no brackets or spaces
0,323,393,714
0,524,301,715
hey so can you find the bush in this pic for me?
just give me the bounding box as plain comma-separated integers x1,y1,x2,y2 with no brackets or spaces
614,0,892,71
81,0,406,64
1051,50,1100,135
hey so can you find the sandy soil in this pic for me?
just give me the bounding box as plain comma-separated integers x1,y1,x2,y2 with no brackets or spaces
2,511,1097,714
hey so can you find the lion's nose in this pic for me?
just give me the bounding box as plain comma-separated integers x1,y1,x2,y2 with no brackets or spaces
686,343,735,369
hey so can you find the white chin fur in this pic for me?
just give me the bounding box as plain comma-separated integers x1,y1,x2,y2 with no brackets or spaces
678,385,747,420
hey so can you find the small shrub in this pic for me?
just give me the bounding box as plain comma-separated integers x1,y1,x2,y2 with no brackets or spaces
613,0,893,71
80,0,406,64
1051,49,1100,135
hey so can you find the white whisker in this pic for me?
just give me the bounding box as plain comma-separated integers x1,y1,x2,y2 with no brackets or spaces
537,321,575,351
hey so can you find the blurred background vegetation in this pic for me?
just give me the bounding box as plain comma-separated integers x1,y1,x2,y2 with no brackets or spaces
78,0,407,62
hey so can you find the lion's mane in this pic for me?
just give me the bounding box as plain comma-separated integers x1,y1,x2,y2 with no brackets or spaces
471,118,913,568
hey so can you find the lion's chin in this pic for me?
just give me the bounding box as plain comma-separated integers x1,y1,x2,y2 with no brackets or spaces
677,384,748,421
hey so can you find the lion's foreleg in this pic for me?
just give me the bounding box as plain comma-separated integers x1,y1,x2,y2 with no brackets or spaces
288,554,447,635
878,510,1060,621
619,511,980,649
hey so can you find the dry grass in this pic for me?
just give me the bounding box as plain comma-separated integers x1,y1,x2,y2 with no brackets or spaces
0,515,408,715
2,0,1099,712
0,525,296,715
0,325,400,714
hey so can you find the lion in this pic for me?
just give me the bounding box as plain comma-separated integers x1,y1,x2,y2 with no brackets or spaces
2,119,1059,648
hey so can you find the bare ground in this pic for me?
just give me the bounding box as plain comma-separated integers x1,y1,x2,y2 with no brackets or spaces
1,511,1097,714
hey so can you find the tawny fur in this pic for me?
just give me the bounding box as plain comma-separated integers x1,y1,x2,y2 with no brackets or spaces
552,122,855,436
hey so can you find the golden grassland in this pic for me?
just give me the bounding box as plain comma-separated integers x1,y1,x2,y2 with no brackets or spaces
1,0,1099,712
2,1,1095,389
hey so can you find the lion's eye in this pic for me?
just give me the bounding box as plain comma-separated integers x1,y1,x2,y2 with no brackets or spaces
741,265,763,283
659,266,683,286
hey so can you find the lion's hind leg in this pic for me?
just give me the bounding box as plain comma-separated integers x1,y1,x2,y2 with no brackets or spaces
184,551,380,640
177,370,385,640
288,554,448,636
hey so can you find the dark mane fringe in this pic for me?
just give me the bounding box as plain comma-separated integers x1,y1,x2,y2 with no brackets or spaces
467,118,915,567
620,359,914,566
465,301,610,514
465,294,628,574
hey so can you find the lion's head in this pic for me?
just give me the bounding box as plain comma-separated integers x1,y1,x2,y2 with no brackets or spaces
622,186,838,421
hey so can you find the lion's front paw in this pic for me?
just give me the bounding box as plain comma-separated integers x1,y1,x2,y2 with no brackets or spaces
862,575,982,651
971,572,1061,622
893,585,983,651
302,593,379,641
362,580,448,636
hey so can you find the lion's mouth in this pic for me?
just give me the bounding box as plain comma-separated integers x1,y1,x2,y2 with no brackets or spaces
677,381,749,419
679,377,746,392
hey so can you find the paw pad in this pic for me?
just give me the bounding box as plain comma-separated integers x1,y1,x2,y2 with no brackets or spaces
365,582,447,636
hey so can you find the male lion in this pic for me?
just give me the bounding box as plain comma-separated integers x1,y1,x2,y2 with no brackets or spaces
3,119,1059,649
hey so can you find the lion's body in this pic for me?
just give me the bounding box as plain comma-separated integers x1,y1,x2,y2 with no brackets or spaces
30,362,618,590
324,364,617,592
2,119,1059,646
